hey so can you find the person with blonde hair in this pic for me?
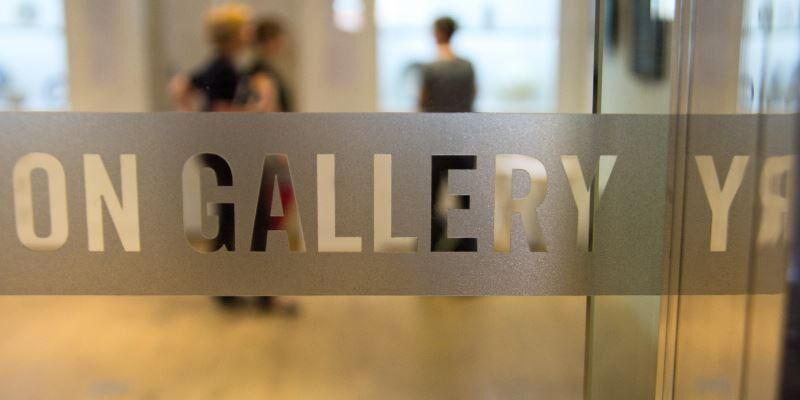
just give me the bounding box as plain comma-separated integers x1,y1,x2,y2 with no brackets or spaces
169,3,252,111
168,5,296,314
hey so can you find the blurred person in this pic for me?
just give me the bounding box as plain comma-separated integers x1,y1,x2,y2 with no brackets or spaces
169,3,251,112
168,2,251,308
233,17,298,313
168,4,295,315
237,17,294,112
424,17,476,252
419,16,476,112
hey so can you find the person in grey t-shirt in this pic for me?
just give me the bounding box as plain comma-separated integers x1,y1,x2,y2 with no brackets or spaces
419,16,477,113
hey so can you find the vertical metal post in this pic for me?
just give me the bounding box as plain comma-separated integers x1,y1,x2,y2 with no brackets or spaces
583,0,604,397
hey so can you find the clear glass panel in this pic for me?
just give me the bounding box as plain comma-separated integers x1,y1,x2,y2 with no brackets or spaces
668,1,798,399
0,0,796,398
0,1,594,398
586,0,675,398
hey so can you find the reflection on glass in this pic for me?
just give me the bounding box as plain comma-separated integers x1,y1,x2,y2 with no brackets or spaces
757,155,794,249
739,0,800,112
695,155,750,252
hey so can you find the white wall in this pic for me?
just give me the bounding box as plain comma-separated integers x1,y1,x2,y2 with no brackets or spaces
557,0,594,113
64,0,154,111
599,0,672,113
293,0,377,112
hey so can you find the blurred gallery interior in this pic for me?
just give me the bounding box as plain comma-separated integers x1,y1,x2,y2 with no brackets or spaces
0,0,799,399
2,0,795,114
